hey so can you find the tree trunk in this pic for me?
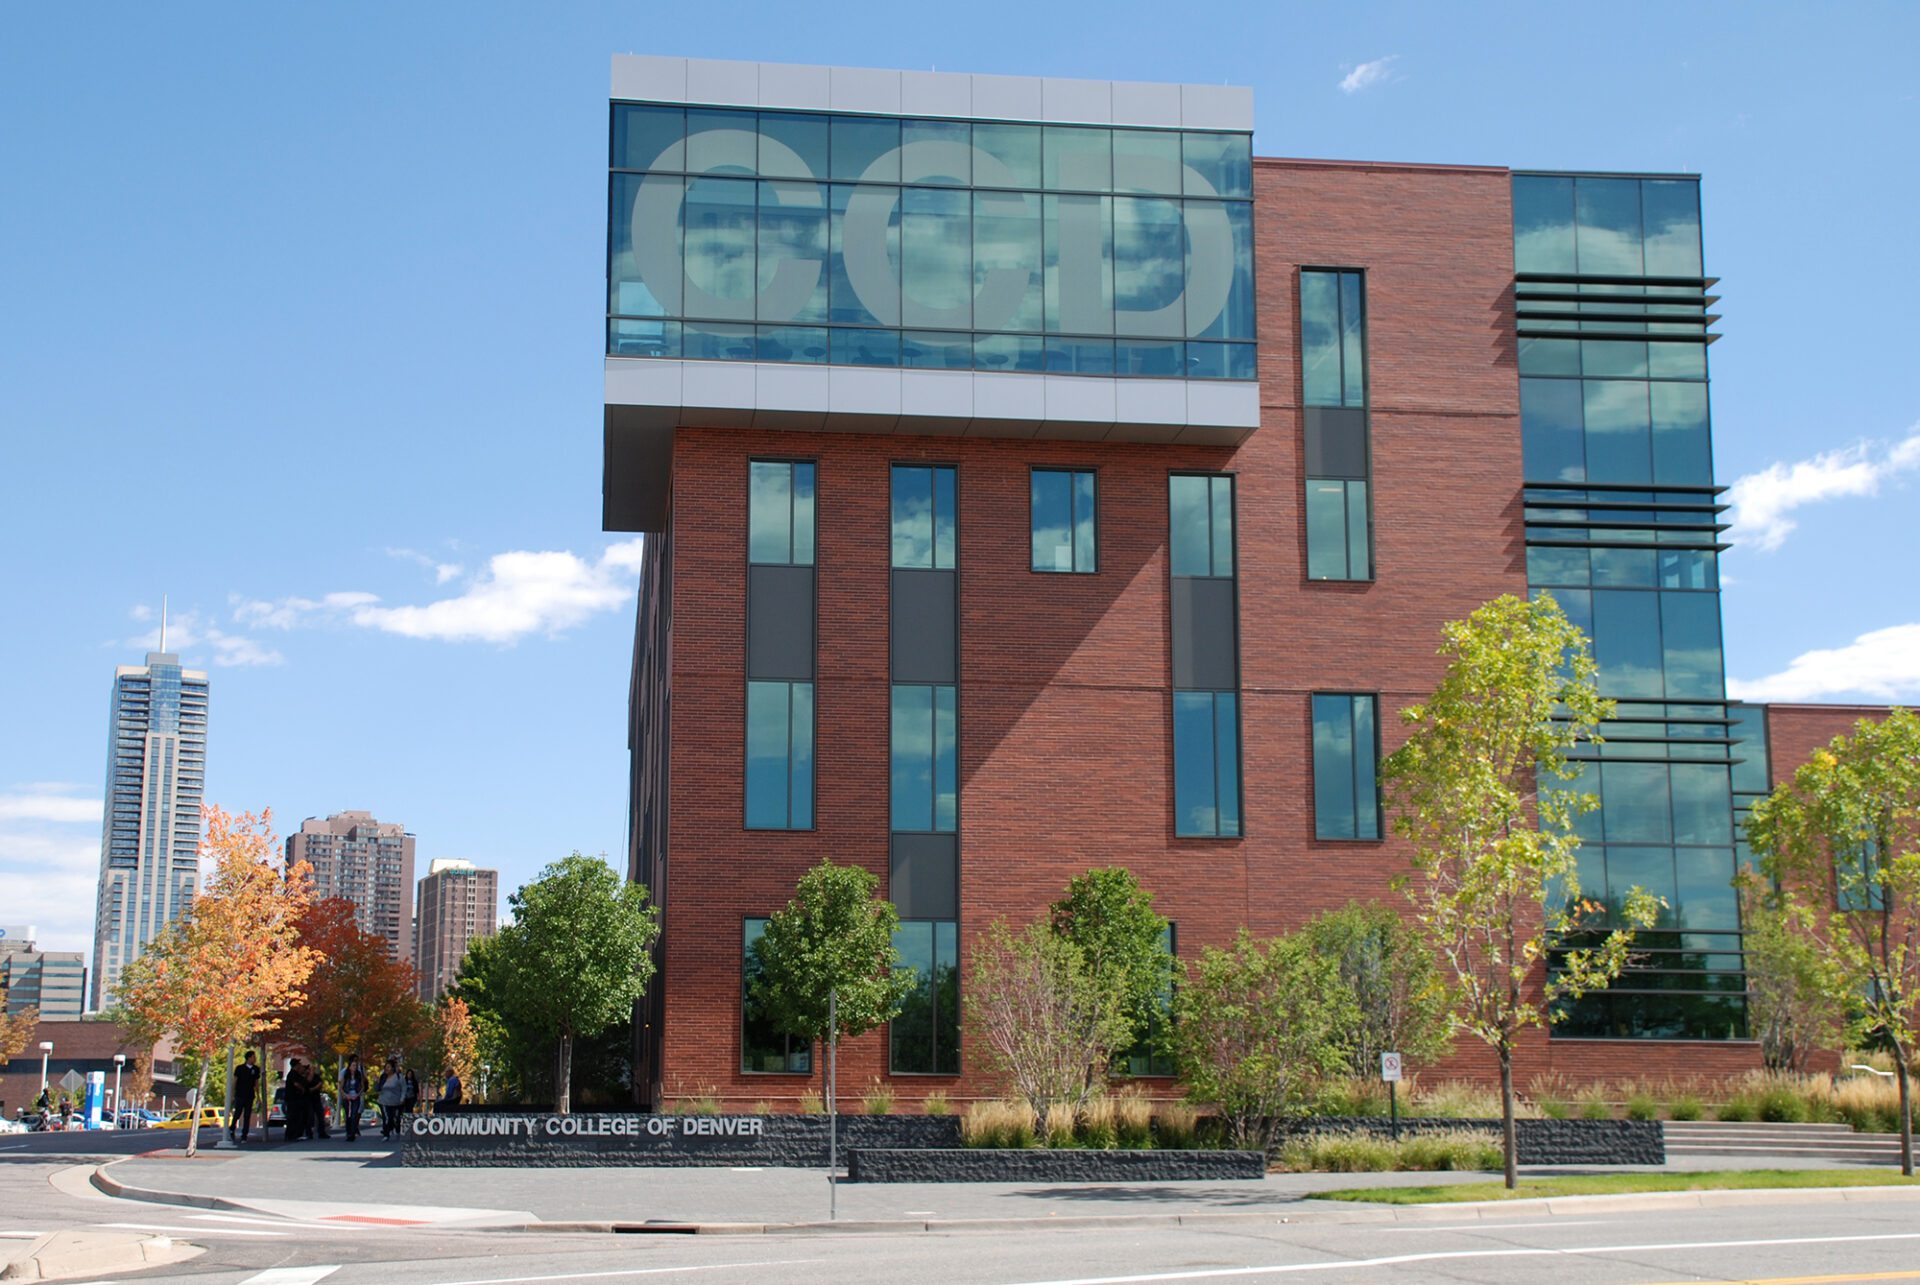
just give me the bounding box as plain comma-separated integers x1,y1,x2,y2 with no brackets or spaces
1899,1056,1913,1179
186,1061,210,1158
1499,1047,1518,1190
556,1032,573,1115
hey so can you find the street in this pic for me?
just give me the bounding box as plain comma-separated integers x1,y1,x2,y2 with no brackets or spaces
5,1155,1920,1285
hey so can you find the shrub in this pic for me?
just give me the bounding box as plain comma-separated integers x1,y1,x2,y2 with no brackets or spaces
1170,931,1356,1151
1666,1093,1704,1122
861,1078,896,1116
969,918,1131,1114
1526,1075,1571,1120
1716,1090,1758,1122
750,1100,771,1116
1112,1091,1154,1148
960,1100,1037,1148
1154,1102,1200,1150
1079,1096,1119,1149
1277,1129,1501,1173
1279,1133,1396,1172
921,1091,954,1116
1297,902,1454,1077
1418,1080,1503,1120
798,1089,824,1114
1044,1101,1078,1148
1756,1081,1810,1123
1316,1076,1391,1117
1623,1087,1661,1122
1397,1130,1504,1172
672,1085,722,1115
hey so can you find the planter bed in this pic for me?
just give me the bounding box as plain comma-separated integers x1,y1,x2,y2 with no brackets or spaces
1273,1116,1663,1166
847,1147,1268,1183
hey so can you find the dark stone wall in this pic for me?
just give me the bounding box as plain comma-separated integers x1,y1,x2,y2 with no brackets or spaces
1272,1116,1664,1165
847,1148,1268,1183
400,1113,958,1169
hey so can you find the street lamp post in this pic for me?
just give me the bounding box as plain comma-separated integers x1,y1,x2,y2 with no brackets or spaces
38,1042,53,1095
114,1054,127,1129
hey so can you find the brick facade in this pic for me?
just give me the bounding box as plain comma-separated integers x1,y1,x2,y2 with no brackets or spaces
648,159,1584,1107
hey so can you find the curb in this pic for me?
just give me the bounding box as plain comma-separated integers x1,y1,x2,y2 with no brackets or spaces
89,1159,1920,1238
0,1229,200,1281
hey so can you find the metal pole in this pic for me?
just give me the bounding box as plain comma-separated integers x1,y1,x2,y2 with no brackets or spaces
113,1061,124,1129
1390,1081,1399,1142
828,988,837,1222
40,1046,51,1094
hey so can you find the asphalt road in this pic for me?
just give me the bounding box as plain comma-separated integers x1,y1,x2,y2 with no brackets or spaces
6,1158,1920,1285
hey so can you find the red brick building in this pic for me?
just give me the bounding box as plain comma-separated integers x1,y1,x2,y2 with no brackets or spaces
602,57,1879,1108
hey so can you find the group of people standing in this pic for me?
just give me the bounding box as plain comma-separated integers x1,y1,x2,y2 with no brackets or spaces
226,1049,458,1144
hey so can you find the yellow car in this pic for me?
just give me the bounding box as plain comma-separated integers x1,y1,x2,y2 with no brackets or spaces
154,1106,227,1131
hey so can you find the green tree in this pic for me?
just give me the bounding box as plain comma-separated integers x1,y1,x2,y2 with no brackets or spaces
1170,930,1356,1152
1299,902,1452,1077
1049,868,1173,1066
749,860,915,1111
450,932,542,1102
1747,708,1920,1175
1735,871,1845,1073
490,854,659,1114
969,918,1131,1112
1381,594,1655,1188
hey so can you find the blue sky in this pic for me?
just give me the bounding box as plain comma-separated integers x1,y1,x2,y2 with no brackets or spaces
2,3,1916,960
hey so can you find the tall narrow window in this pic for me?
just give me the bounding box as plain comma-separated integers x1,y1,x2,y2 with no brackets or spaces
1313,693,1380,840
742,918,811,1073
745,680,813,829
1173,690,1241,838
1301,270,1366,408
890,684,957,832
1168,474,1234,577
891,464,956,569
890,919,959,1074
1030,468,1097,573
1301,269,1373,582
749,460,816,565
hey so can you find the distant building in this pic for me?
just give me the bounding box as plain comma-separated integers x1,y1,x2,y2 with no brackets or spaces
91,637,209,1011
0,927,86,1022
287,812,417,962
413,859,498,1000
0,1018,181,1117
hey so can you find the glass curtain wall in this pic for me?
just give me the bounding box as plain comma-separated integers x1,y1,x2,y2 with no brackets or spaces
610,105,1255,378
1516,174,1742,1039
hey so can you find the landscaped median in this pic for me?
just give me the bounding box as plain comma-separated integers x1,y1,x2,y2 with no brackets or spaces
1311,1169,1920,1205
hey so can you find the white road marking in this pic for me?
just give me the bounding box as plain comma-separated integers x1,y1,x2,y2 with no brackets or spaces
0,1230,46,1238
100,1221,287,1238
431,1261,825,1285
1377,1220,1606,1232
238,1269,341,1285
1007,1230,1920,1284
187,1213,369,1231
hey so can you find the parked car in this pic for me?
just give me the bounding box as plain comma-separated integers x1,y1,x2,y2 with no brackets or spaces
0,1116,26,1134
155,1105,227,1131
115,1108,164,1129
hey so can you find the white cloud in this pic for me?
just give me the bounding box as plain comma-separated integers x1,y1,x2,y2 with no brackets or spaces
385,547,465,585
0,784,103,956
126,608,284,668
1730,623,1920,703
234,537,647,646
1339,55,1400,94
1726,425,1920,552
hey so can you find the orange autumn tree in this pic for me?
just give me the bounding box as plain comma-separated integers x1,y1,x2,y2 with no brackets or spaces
433,996,480,1096
0,989,39,1067
116,807,319,1156
275,898,427,1071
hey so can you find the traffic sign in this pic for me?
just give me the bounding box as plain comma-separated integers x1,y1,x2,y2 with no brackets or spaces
1380,1052,1403,1083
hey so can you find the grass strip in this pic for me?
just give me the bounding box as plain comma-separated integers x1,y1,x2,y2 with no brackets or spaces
1313,1169,1920,1204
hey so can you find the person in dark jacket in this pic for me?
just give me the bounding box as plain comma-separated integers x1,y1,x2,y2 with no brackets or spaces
284,1058,308,1141
402,1068,420,1119
230,1052,261,1142
339,1053,366,1142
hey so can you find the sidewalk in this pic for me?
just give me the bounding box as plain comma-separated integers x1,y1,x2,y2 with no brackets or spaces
91,1142,1920,1237
96,1143,1486,1230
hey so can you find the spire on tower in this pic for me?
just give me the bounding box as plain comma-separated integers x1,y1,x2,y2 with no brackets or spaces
160,594,168,653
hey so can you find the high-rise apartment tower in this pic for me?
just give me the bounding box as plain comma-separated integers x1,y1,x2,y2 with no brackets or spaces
286,811,417,962
412,859,499,1000
90,636,209,1010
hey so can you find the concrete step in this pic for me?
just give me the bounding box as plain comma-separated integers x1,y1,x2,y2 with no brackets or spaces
1664,1121,1862,1135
